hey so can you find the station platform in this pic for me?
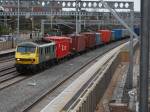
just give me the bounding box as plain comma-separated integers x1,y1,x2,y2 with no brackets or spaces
0,49,15,57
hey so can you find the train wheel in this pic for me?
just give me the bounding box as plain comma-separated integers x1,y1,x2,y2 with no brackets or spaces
30,66,37,74
50,59,55,66
39,64,44,71
16,66,25,73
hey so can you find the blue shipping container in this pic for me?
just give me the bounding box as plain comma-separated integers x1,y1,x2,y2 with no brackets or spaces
95,33,102,45
134,27,140,36
112,29,122,40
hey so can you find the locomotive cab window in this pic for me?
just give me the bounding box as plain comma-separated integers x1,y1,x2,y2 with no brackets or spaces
17,46,36,53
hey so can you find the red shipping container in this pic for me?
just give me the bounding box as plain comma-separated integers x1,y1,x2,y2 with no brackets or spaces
98,30,111,43
81,32,96,48
43,36,71,59
68,34,86,53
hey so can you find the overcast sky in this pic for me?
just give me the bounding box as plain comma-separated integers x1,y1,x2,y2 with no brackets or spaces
134,0,140,11
108,0,140,11
82,0,140,11
104,0,140,11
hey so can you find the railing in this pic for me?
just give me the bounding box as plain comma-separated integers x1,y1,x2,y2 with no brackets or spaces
62,53,120,112
0,36,42,51
0,41,16,51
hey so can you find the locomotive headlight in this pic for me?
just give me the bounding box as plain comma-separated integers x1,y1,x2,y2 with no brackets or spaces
17,58,20,61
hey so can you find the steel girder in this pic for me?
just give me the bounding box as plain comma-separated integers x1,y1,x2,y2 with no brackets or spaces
0,1,134,16
0,1,133,9
0,11,101,16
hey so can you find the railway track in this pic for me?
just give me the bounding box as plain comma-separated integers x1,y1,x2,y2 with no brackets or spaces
0,55,14,63
0,54,28,90
0,65,15,73
0,74,27,90
0,65,28,90
23,40,128,112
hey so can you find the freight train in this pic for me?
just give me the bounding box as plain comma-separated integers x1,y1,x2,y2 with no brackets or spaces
15,28,140,73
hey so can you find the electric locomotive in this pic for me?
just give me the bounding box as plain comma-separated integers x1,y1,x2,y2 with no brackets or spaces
15,41,55,73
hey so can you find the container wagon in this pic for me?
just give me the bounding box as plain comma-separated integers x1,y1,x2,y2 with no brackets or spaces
43,36,71,59
98,30,111,44
81,32,96,48
68,34,86,53
112,29,123,40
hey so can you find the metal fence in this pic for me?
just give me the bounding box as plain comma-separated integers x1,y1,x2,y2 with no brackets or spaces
62,53,120,112
0,41,16,51
0,36,42,51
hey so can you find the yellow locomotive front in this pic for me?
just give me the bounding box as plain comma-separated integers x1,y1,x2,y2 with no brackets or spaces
15,42,39,72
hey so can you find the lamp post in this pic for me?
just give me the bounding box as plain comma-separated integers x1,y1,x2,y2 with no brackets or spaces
17,0,20,41
139,0,149,111
75,0,79,34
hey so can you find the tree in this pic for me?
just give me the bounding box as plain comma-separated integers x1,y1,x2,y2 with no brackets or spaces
0,25,11,35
